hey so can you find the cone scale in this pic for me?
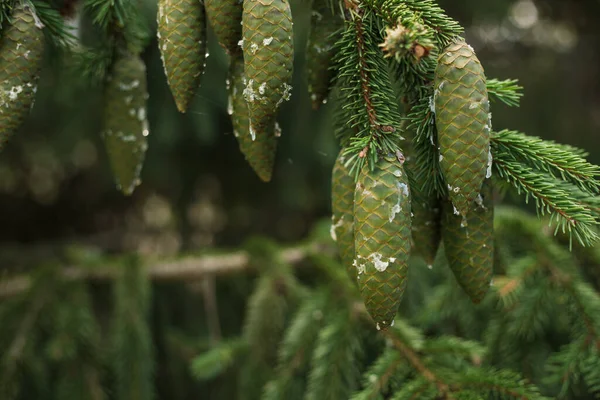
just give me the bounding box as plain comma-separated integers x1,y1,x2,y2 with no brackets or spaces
157,0,207,113
354,156,412,329
434,39,491,216
441,179,494,303
0,3,44,150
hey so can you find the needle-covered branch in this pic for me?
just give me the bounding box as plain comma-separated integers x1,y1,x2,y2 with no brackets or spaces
334,8,404,176
492,141,599,247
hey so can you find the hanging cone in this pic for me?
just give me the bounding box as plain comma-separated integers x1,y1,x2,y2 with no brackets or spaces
441,178,494,303
306,0,342,109
411,188,442,266
157,0,207,113
102,54,149,196
229,54,277,182
205,0,243,55
331,149,356,282
434,39,491,216
402,119,442,266
354,156,412,329
241,0,294,181
0,3,44,150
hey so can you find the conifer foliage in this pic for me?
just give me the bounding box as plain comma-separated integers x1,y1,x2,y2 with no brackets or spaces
0,0,599,399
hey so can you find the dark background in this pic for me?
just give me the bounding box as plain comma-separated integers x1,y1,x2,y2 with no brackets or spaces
0,0,598,256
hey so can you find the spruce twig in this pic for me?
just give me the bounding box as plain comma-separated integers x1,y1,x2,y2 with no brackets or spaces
383,327,453,399
334,6,404,176
0,1,11,29
31,0,76,47
492,157,599,247
486,79,523,107
492,130,600,194
305,308,362,400
351,348,406,400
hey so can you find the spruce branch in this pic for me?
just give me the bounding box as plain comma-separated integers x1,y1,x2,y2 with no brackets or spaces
492,130,600,194
70,45,113,86
31,0,76,48
83,0,149,54
560,281,600,347
243,274,290,365
545,338,587,398
262,290,329,400
305,308,362,400
450,368,550,400
111,257,154,400
492,154,599,247
421,337,486,365
486,79,523,107
362,0,463,47
351,348,408,400
334,8,404,176
0,0,11,29
390,376,438,400
400,0,463,46
190,339,247,380
382,325,453,398
493,207,600,390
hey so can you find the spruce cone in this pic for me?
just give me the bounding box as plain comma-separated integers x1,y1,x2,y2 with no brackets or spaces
331,150,356,281
306,1,342,109
102,54,149,196
0,3,44,150
411,189,442,266
402,118,442,266
229,55,277,181
354,156,411,329
241,0,294,181
434,39,491,216
442,178,494,303
157,0,207,113
205,0,243,55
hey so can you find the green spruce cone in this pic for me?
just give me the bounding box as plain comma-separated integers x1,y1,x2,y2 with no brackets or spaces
434,39,491,217
157,0,207,113
402,120,442,266
354,156,412,329
306,0,342,109
102,54,149,196
441,178,494,304
229,55,278,182
331,150,356,281
0,3,44,150
241,0,293,176
411,189,442,266
205,0,243,55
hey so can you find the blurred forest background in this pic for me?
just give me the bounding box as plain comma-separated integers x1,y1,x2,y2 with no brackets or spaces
0,0,597,252
0,0,599,398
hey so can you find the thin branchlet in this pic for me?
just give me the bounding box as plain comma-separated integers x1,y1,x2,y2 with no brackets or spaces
334,5,404,177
